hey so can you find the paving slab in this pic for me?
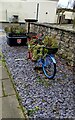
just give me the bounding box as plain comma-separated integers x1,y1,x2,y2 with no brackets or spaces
0,61,2,66
0,32,6,36
0,67,9,80
0,98,2,120
2,95,24,118
0,80,2,97
0,66,2,80
2,79,15,96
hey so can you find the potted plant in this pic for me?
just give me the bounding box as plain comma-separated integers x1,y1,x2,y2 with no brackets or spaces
27,34,58,61
5,25,27,46
43,35,58,54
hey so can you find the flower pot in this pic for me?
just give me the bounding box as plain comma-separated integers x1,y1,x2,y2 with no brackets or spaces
6,33,27,46
27,51,33,59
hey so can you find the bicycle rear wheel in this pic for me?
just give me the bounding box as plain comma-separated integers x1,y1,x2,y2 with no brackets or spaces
43,56,56,79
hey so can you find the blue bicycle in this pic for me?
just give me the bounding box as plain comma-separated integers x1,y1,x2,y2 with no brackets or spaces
27,33,58,79
35,47,58,79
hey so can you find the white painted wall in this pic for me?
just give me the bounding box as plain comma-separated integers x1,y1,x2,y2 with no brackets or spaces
0,0,52,2
65,11,74,20
0,2,37,22
38,1,58,23
0,2,2,21
0,1,58,23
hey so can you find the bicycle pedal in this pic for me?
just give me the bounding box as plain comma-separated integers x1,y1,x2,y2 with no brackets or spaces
34,66,39,70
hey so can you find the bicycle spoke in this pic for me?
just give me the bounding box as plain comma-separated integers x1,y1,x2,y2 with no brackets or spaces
43,56,56,79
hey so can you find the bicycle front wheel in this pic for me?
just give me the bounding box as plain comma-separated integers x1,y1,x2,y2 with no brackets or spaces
43,56,56,79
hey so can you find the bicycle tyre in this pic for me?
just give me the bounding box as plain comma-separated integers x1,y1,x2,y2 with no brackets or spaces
42,56,56,79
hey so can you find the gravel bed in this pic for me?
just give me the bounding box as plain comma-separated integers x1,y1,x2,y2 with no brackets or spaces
1,35,75,119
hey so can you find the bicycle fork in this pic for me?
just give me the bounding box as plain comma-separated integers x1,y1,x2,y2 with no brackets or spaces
43,54,56,67
50,54,56,64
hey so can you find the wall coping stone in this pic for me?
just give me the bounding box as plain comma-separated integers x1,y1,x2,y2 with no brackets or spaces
0,21,25,24
31,22,75,34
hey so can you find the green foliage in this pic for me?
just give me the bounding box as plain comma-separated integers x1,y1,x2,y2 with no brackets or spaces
28,35,58,61
43,35,58,48
4,25,26,34
4,26,10,33
27,106,40,116
32,44,48,60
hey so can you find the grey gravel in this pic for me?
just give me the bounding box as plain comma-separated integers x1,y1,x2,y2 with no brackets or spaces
1,35,75,119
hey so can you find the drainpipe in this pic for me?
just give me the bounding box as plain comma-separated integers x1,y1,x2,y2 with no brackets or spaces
36,3,39,21
6,9,7,22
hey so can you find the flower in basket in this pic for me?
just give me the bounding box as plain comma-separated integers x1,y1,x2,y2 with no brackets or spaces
43,35,58,48
43,35,58,54
27,34,58,61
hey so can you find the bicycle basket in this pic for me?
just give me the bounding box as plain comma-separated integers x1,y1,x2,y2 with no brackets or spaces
47,47,58,54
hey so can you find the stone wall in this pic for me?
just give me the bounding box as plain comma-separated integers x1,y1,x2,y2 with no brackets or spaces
30,23,75,66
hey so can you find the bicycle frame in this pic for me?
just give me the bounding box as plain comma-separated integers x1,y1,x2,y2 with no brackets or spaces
36,54,56,67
